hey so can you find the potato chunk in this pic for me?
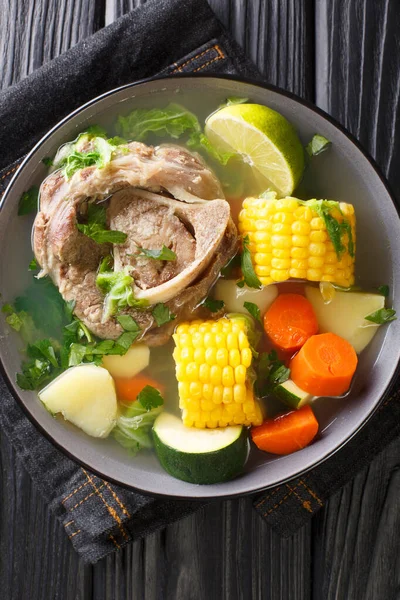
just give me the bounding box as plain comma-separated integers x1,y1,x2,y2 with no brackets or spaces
39,364,117,438
305,286,385,354
102,344,150,379
214,279,278,317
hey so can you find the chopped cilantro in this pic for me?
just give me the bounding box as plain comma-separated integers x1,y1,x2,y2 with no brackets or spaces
77,203,127,245
243,301,261,323
378,285,389,297
137,385,164,411
202,298,225,313
241,235,261,289
365,308,397,325
18,186,39,216
135,245,177,261
152,303,176,327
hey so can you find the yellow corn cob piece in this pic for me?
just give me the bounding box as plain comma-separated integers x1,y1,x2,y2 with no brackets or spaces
238,195,356,287
173,318,263,429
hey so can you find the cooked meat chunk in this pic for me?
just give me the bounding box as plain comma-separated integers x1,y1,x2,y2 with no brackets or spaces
33,142,238,345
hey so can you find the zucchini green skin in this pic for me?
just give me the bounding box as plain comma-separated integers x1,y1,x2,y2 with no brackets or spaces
153,428,249,485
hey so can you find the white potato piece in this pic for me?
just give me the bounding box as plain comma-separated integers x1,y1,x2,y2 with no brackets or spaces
102,344,150,379
305,286,385,354
39,364,117,438
214,279,278,317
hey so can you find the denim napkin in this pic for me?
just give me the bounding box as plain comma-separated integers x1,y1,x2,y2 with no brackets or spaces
1,0,399,563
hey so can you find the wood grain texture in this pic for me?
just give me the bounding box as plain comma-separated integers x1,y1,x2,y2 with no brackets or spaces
108,0,314,100
0,0,104,90
313,1,400,598
1,0,400,598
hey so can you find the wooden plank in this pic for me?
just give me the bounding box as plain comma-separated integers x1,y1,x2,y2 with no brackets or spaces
0,431,92,600
0,1,315,599
108,0,314,100
0,0,104,90
313,1,400,598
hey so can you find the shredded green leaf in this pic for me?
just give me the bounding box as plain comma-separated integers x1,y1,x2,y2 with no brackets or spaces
28,258,38,271
241,235,262,289
42,157,53,167
365,308,397,324
96,262,148,320
116,314,141,333
202,298,225,313
303,200,354,259
243,301,261,323
134,245,177,261
18,186,39,216
187,131,234,165
152,303,176,327
77,203,127,245
254,350,291,398
112,398,163,456
116,103,200,141
306,134,331,157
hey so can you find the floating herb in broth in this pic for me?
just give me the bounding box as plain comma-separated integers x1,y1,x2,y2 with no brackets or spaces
4,97,397,485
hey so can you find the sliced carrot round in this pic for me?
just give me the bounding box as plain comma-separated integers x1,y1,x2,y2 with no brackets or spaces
251,405,319,455
263,293,318,352
290,332,358,396
114,374,164,403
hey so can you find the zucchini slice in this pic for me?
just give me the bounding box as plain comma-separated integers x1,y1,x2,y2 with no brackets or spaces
153,412,249,484
274,379,313,409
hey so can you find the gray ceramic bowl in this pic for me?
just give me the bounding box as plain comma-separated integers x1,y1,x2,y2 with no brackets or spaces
1,76,399,499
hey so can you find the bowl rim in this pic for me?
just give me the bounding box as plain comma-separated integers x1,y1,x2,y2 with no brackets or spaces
1,73,400,500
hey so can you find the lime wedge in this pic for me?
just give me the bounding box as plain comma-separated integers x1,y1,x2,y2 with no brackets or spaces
205,104,305,197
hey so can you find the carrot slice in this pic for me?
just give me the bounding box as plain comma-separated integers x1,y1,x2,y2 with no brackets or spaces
114,374,164,403
251,405,319,455
263,293,318,352
290,332,358,396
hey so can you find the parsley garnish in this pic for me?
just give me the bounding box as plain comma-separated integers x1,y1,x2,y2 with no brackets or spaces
152,303,176,327
137,385,164,411
77,203,127,245
304,200,354,259
378,285,389,297
202,298,225,313
365,308,397,325
241,235,262,289
18,186,39,216
254,350,290,398
116,314,141,333
243,301,261,323
135,245,177,261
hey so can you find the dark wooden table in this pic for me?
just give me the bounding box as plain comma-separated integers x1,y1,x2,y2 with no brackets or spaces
1,1,400,598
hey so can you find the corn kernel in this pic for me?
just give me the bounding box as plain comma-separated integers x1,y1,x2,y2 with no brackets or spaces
271,257,291,269
271,268,290,281
202,383,213,400
229,348,241,368
199,363,210,383
189,381,202,399
193,347,205,364
201,399,214,411
233,384,246,403
216,347,228,368
222,387,233,404
222,365,235,387
205,347,217,365
186,362,199,381
235,364,247,385
307,268,323,281
210,365,222,385
292,220,311,235
241,348,252,367
308,256,324,268
292,234,309,247
227,333,238,350
212,385,223,404
291,247,309,259
271,235,291,249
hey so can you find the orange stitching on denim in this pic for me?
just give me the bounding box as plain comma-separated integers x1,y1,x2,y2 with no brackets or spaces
299,480,323,506
286,483,313,513
171,46,218,74
0,164,20,182
69,485,104,511
193,54,224,73
102,480,131,519
83,469,129,543
68,530,81,539
263,483,302,516
109,534,121,549
62,480,90,504
64,520,74,527
254,486,282,508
